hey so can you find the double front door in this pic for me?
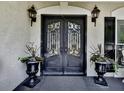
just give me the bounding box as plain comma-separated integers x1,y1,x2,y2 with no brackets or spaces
41,15,86,75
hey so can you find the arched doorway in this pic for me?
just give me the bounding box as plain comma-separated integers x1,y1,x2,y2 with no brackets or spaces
36,2,90,75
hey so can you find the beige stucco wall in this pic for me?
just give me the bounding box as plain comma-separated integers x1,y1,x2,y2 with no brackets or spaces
30,1,124,77
0,1,61,91
0,1,30,90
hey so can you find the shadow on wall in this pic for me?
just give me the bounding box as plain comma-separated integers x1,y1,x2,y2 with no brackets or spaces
0,58,3,74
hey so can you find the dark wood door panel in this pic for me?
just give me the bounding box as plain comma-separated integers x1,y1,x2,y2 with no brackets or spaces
41,15,86,75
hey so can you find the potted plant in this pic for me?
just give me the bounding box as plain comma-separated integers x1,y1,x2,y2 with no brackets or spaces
18,42,43,88
90,44,114,86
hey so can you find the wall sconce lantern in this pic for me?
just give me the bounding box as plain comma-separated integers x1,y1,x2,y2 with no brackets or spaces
28,5,37,26
91,5,100,26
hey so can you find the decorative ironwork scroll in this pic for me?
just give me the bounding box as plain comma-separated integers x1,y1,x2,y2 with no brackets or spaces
47,22,60,56
68,22,80,56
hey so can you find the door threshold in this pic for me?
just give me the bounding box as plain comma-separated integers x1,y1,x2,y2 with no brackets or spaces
42,71,85,76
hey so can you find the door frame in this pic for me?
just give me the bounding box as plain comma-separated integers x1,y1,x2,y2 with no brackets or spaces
41,15,87,76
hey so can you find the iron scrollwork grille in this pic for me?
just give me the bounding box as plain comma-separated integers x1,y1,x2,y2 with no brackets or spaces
46,22,60,57
68,21,81,56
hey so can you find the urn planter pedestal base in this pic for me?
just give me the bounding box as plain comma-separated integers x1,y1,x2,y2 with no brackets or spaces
23,61,40,88
94,77,108,86
94,62,108,86
23,77,40,88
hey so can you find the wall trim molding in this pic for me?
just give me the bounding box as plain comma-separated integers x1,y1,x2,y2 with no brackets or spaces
37,5,91,16
112,7,124,19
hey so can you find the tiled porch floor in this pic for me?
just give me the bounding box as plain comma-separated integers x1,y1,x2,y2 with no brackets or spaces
14,76,124,91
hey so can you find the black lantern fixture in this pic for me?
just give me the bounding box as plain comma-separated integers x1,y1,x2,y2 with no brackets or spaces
91,5,100,26
28,5,37,26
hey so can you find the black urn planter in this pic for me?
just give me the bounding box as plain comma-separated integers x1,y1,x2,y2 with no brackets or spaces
94,62,108,86
23,61,40,88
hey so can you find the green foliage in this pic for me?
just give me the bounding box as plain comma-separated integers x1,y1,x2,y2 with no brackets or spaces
90,44,116,72
18,56,43,63
35,56,44,61
18,42,44,63
18,56,31,63
90,44,106,63
90,44,113,63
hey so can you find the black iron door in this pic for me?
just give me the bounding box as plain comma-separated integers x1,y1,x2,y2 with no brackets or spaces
41,15,86,75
